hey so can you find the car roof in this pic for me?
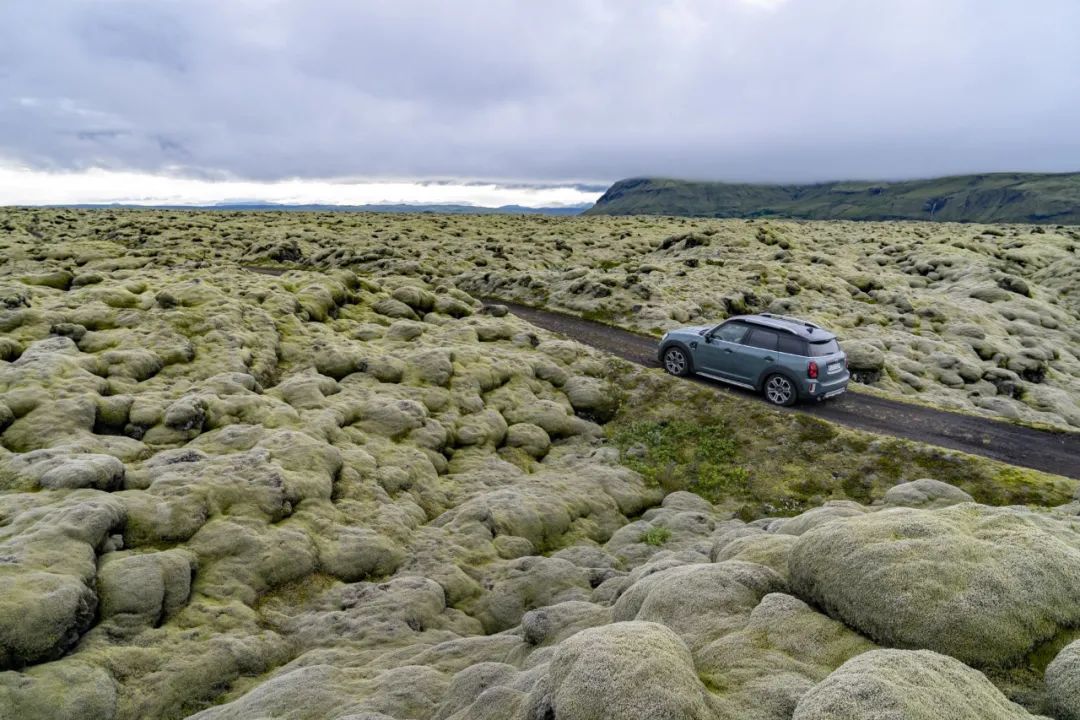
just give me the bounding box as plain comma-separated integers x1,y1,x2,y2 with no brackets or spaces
726,314,837,341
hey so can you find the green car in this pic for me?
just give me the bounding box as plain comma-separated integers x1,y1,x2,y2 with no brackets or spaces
657,313,849,406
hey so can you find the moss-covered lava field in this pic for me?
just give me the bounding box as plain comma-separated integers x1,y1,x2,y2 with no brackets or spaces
1,208,1079,719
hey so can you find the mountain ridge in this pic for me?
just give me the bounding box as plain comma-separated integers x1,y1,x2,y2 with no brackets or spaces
585,172,1080,223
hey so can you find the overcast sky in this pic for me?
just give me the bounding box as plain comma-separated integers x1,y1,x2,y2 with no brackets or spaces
1,0,1078,205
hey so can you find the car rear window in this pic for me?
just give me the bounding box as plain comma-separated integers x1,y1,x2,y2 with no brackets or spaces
745,328,779,351
808,339,840,356
777,334,807,356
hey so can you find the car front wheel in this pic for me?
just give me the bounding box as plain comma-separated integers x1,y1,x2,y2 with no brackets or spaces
662,347,691,377
764,374,797,406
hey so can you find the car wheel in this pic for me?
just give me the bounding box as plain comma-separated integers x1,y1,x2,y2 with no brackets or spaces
662,347,691,377
764,374,797,406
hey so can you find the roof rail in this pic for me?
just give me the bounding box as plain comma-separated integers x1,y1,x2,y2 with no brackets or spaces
758,312,822,330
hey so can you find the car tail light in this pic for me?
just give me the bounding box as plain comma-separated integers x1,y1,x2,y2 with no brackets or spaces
808,361,819,379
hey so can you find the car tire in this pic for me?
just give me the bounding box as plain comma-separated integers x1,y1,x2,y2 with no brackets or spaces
763,373,797,407
662,346,692,377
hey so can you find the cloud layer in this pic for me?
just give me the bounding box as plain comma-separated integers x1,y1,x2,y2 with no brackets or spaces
2,0,1078,187
0,167,600,207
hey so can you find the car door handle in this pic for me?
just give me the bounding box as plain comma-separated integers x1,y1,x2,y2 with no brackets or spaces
764,357,774,362
723,348,733,354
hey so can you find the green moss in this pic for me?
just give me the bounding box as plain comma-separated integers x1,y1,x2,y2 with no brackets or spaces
4,207,1078,717
983,466,1074,506
698,671,727,695
788,471,831,501
843,436,872,453
255,572,339,614
1027,627,1080,674
496,446,537,473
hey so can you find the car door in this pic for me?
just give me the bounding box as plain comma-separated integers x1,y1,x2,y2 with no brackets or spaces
731,328,780,384
695,321,750,379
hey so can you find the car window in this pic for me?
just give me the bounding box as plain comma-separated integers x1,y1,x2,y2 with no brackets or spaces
745,328,779,351
712,322,749,343
808,339,840,356
777,334,806,356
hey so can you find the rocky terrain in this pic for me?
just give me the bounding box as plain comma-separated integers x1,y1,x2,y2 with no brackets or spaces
1,207,1079,720
9,210,1079,430
452,216,1078,430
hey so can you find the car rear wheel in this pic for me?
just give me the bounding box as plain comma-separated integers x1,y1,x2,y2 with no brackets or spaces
662,347,691,377
764,374,797,406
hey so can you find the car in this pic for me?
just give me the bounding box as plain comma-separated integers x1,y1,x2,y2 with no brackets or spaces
657,313,849,406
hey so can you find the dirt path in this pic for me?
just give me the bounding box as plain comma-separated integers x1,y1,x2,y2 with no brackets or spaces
495,301,1080,480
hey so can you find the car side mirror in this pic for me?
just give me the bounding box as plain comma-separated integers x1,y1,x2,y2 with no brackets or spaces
704,333,714,344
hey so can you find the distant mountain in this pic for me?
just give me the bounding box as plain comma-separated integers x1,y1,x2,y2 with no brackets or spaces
585,173,1080,223
59,202,588,216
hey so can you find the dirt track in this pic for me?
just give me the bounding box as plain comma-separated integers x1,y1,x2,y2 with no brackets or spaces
495,301,1080,481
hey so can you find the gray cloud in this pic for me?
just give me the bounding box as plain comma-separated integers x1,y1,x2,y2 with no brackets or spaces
1,0,1078,184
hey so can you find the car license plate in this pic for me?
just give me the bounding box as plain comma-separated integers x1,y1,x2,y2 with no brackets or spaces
827,362,843,374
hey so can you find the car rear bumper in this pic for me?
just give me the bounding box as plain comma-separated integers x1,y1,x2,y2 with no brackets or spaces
802,374,849,401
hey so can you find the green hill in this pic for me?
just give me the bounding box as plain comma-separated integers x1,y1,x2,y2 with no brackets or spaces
585,173,1080,223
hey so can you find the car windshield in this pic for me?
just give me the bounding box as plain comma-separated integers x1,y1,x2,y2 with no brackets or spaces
808,339,840,357
712,322,749,343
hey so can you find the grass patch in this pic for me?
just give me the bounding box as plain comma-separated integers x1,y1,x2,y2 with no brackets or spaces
608,418,749,503
603,362,1077,518
794,414,839,443
580,307,617,324
640,526,672,546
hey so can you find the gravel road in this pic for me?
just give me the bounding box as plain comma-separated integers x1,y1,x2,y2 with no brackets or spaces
495,301,1080,480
